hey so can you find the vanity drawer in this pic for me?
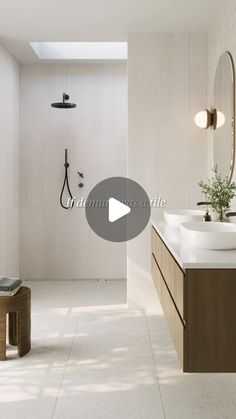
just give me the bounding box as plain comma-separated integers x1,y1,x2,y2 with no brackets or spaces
151,227,184,319
151,254,184,368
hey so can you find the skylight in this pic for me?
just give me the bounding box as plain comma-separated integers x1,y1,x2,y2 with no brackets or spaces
30,42,127,60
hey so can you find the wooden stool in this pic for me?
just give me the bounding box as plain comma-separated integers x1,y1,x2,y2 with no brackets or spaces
0,286,31,360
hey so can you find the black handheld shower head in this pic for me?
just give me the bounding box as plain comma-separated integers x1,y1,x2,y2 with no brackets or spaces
51,92,76,109
60,148,74,209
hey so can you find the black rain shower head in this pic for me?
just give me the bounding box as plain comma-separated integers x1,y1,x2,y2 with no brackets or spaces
51,93,76,109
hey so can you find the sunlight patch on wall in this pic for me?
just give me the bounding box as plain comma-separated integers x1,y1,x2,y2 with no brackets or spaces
30,42,127,60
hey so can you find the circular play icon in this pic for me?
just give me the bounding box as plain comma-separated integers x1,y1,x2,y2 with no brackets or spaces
85,177,151,242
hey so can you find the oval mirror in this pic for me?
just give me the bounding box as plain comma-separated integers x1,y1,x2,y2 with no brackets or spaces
214,51,235,180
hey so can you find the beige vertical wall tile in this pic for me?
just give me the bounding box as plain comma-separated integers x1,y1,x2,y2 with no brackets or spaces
128,34,161,309
0,45,19,277
128,34,207,308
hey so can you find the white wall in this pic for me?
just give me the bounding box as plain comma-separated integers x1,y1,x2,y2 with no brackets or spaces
207,2,236,184
20,64,127,280
128,34,207,308
0,45,19,277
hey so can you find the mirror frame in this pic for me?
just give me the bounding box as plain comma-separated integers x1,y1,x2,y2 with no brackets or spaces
214,51,236,182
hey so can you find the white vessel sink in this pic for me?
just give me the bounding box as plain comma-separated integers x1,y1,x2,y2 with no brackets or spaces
164,209,205,226
180,222,236,250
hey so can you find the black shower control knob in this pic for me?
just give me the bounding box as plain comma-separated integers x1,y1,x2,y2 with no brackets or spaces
78,183,84,188
78,172,84,178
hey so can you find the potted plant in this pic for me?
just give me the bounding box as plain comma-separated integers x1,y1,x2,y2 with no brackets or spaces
199,166,236,222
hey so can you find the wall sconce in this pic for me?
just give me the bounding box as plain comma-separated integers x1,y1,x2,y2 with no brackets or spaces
194,109,225,129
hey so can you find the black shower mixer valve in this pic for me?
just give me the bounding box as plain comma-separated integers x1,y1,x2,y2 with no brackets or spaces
77,172,84,188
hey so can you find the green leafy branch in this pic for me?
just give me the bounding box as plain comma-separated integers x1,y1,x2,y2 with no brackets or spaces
199,166,236,221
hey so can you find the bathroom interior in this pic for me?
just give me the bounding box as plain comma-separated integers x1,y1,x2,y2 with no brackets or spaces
1,0,236,418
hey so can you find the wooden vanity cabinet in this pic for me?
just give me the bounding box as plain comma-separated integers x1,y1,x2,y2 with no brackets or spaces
151,226,236,372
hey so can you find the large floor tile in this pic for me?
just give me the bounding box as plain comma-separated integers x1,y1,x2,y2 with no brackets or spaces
31,311,78,338
28,280,84,309
75,279,127,307
75,309,148,336
53,366,164,419
29,279,127,310
151,334,236,419
0,336,72,371
145,308,170,336
0,367,63,419
68,335,155,370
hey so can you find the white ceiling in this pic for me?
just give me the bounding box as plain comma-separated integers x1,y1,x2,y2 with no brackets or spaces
0,0,229,63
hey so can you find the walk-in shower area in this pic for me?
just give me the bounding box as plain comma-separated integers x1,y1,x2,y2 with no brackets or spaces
19,64,127,281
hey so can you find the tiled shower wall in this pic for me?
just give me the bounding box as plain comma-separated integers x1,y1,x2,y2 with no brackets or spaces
19,64,127,280
0,44,19,277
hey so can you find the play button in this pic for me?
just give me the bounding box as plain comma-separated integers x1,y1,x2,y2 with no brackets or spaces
108,198,131,222
85,177,151,242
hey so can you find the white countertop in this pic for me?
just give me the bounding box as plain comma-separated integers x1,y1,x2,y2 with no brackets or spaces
151,219,236,270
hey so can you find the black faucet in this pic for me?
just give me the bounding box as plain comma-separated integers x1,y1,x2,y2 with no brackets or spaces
226,212,236,217
197,201,212,206
197,201,212,221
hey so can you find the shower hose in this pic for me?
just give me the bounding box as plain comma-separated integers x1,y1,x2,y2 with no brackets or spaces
60,149,74,209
